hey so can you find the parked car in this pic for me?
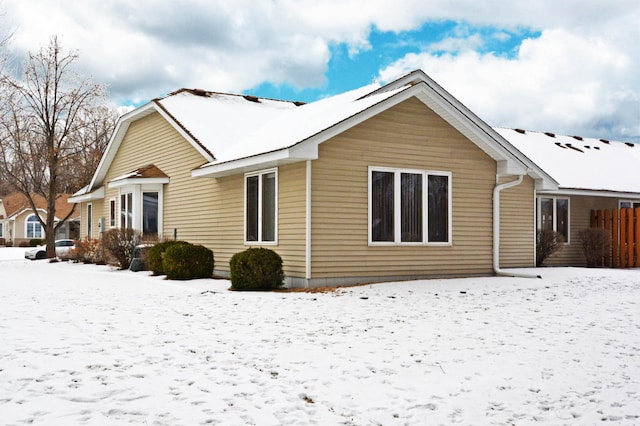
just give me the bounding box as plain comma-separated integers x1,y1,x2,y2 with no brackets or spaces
24,239,75,260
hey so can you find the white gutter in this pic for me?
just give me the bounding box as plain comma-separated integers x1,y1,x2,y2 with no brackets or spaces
493,175,541,279
305,160,312,284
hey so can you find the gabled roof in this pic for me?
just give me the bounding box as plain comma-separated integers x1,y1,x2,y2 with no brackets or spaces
0,192,78,220
82,69,557,192
495,128,640,197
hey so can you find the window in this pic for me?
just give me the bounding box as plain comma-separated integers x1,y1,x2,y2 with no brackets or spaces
120,193,133,229
87,204,93,237
109,199,116,227
142,192,159,236
245,169,277,244
537,197,569,242
26,214,43,239
0,222,4,237
619,200,640,209
369,167,451,245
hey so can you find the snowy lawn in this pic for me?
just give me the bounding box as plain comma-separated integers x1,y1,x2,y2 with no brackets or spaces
1,247,639,425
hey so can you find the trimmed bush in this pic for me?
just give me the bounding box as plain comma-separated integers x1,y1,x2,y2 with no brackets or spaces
29,238,43,247
536,229,565,267
577,228,611,267
101,228,141,270
163,243,214,280
230,247,284,291
148,240,190,275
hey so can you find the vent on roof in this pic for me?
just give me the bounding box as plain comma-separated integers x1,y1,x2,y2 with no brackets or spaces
594,146,600,150
515,128,526,134
544,132,556,138
584,145,591,149
293,101,306,107
565,143,584,153
572,135,584,141
625,142,635,147
243,95,261,103
554,142,568,149
191,89,209,97
599,139,610,144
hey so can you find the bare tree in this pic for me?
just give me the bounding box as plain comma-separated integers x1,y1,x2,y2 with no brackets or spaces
0,35,107,257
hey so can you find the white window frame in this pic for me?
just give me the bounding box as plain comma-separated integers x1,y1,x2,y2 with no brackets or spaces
536,197,570,244
86,204,93,238
118,184,164,236
109,198,117,228
244,168,278,245
25,213,44,239
0,222,3,238
619,200,640,209
368,166,452,246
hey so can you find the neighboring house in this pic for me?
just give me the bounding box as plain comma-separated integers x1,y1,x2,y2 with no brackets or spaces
494,128,640,266
70,69,564,286
0,193,79,245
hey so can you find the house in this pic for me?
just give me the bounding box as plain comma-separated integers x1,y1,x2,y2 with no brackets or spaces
72,68,635,287
494,128,640,266
0,192,79,245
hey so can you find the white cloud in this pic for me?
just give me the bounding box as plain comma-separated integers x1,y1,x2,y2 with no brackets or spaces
2,0,638,140
380,28,639,141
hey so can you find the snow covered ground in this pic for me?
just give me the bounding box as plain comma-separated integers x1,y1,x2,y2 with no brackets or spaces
1,247,639,425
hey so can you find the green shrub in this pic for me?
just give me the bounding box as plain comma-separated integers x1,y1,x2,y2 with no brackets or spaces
230,247,284,291
29,239,43,247
163,243,214,280
148,240,190,275
101,228,140,270
536,229,565,267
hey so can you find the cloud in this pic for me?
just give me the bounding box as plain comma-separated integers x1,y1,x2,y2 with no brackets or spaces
2,0,638,141
380,27,639,141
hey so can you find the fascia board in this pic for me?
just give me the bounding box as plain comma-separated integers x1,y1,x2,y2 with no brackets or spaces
108,177,170,189
68,186,105,203
537,188,640,199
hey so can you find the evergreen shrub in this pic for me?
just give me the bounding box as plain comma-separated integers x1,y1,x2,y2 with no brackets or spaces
29,239,43,247
230,247,284,291
148,240,190,275
163,243,214,280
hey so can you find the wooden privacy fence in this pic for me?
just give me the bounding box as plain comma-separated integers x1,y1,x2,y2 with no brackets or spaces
591,208,640,268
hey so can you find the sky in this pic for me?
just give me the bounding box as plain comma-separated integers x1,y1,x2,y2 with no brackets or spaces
1,0,639,142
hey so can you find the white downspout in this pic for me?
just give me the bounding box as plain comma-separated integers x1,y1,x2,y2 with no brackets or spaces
305,160,312,287
493,175,541,279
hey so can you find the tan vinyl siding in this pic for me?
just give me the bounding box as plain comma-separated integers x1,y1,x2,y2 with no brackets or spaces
310,97,497,279
499,176,535,267
94,112,305,277
78,200,104,239
543,195,618,266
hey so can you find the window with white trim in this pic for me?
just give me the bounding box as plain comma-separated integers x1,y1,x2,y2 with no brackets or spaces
245,169,277,244
87,204,93,237
537,197,569,242
369,167,451,245
26,214,43,239
120,192,133,229
109,199,116,227
619,200,640,209
0,222,4,237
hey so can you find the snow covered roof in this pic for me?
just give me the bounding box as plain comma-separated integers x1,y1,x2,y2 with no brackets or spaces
156,89,300,161
84,69,556,191
495,128,640,196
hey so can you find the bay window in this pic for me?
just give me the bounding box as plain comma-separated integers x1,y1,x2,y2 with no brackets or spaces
245,169,277,244
370,167,451,245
